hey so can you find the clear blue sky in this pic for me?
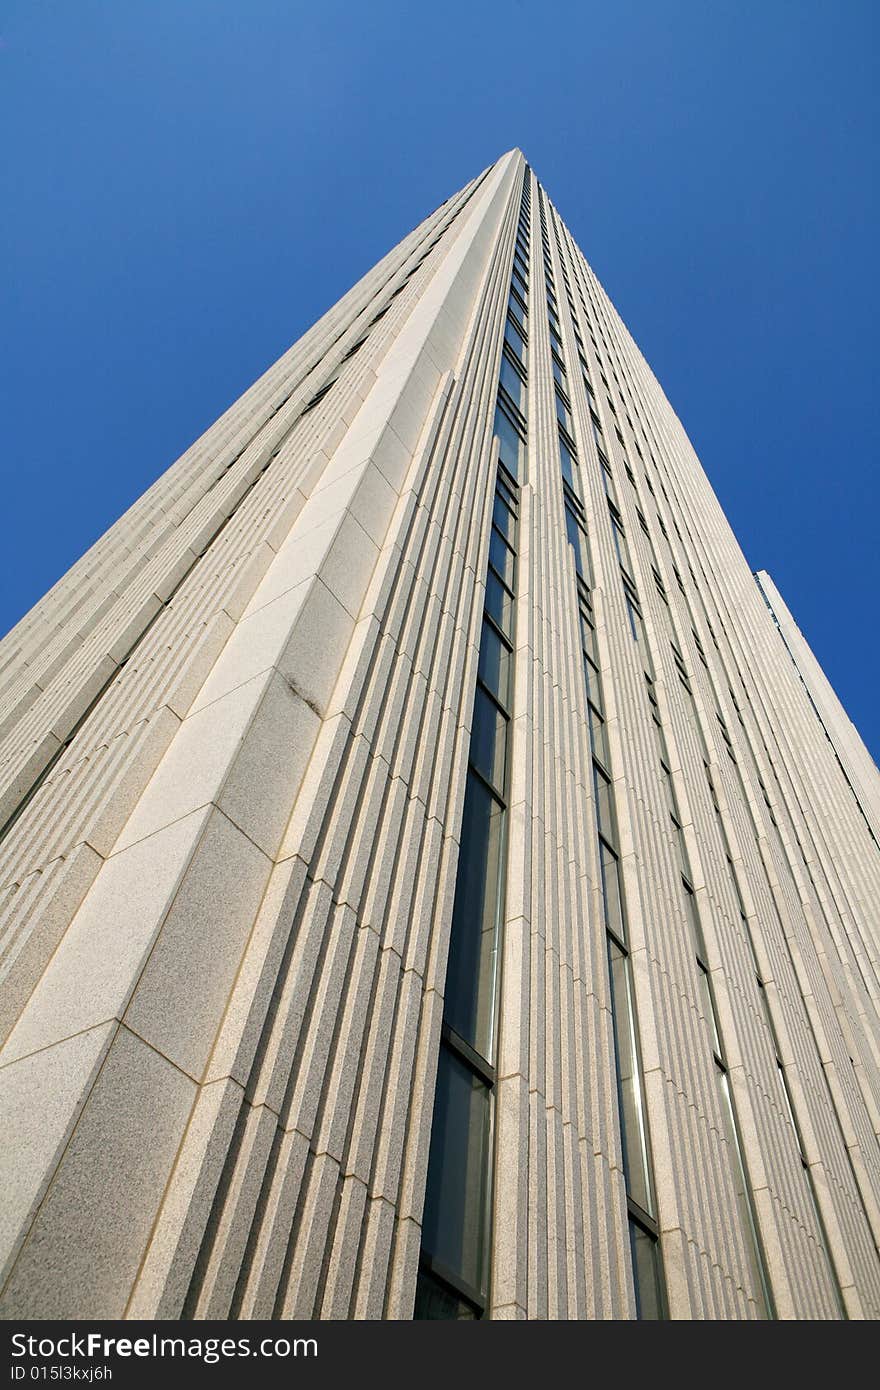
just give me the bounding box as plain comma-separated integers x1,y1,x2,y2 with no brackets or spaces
1,1,877,759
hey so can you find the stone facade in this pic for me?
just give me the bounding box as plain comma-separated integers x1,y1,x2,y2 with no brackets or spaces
0,150,878,1319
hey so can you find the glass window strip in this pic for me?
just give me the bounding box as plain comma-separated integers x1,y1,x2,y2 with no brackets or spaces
419,282,528,1316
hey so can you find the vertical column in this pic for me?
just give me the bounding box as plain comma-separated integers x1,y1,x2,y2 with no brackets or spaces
542,202,666,1318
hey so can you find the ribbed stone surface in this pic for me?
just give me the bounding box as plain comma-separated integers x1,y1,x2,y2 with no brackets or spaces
0,149,878,1320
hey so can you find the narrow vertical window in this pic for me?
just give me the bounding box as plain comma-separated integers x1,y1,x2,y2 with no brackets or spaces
417,194,529,1319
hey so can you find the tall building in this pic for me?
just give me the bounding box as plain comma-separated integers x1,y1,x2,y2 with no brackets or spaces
1,149,879,1322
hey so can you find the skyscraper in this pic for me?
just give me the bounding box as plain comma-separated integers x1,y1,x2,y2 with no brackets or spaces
1,148,878,1321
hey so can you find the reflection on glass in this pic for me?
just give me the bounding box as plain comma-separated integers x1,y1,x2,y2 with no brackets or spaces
492,493,516,543
489,526,515,588
420,1048,492,1295
499,353,527,415
580,610,599,665
565,508,590,582
625,596,646,650
478,619,511,707
505,317,526,363
599,839,625,941
629,1220,665,1319
559,434,577,489
485,569,513,639
414,1268,478,1320
494,403,525,481
588,703,610,768
593,763,616,843
583,654,601,705
444,773,505,1056
507,290,527,331
608,938,654,1216
471,687,507,795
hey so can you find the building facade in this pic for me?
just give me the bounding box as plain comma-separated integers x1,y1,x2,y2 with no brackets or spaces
1,149,879,1320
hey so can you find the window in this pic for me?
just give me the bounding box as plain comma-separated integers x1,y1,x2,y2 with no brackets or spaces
600,456,618,505
599,838,625,940
629,1218,665,1320
558,432,578,490
565,504,591,583
588,702,610,769
340,337,367,363
301,378,337,414
471,687,507,795
478,618,512,708
593,762,617,843
419,1048,492,1300
494,402,526,481
499,351,527,416
580,605,600,667
716,1070,772,1317
414,1270,478,1321
681,879,705,960
607,937,654,1216
504,315,526,364
555,388,573,434
420,455,522,1320
488,524,515,589
507,289,527,332
492,491,516,544
444,770,506,1055
610,508,633,577
485,568,513,639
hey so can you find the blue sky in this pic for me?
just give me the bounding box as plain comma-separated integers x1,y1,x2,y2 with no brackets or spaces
1,1,877,758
